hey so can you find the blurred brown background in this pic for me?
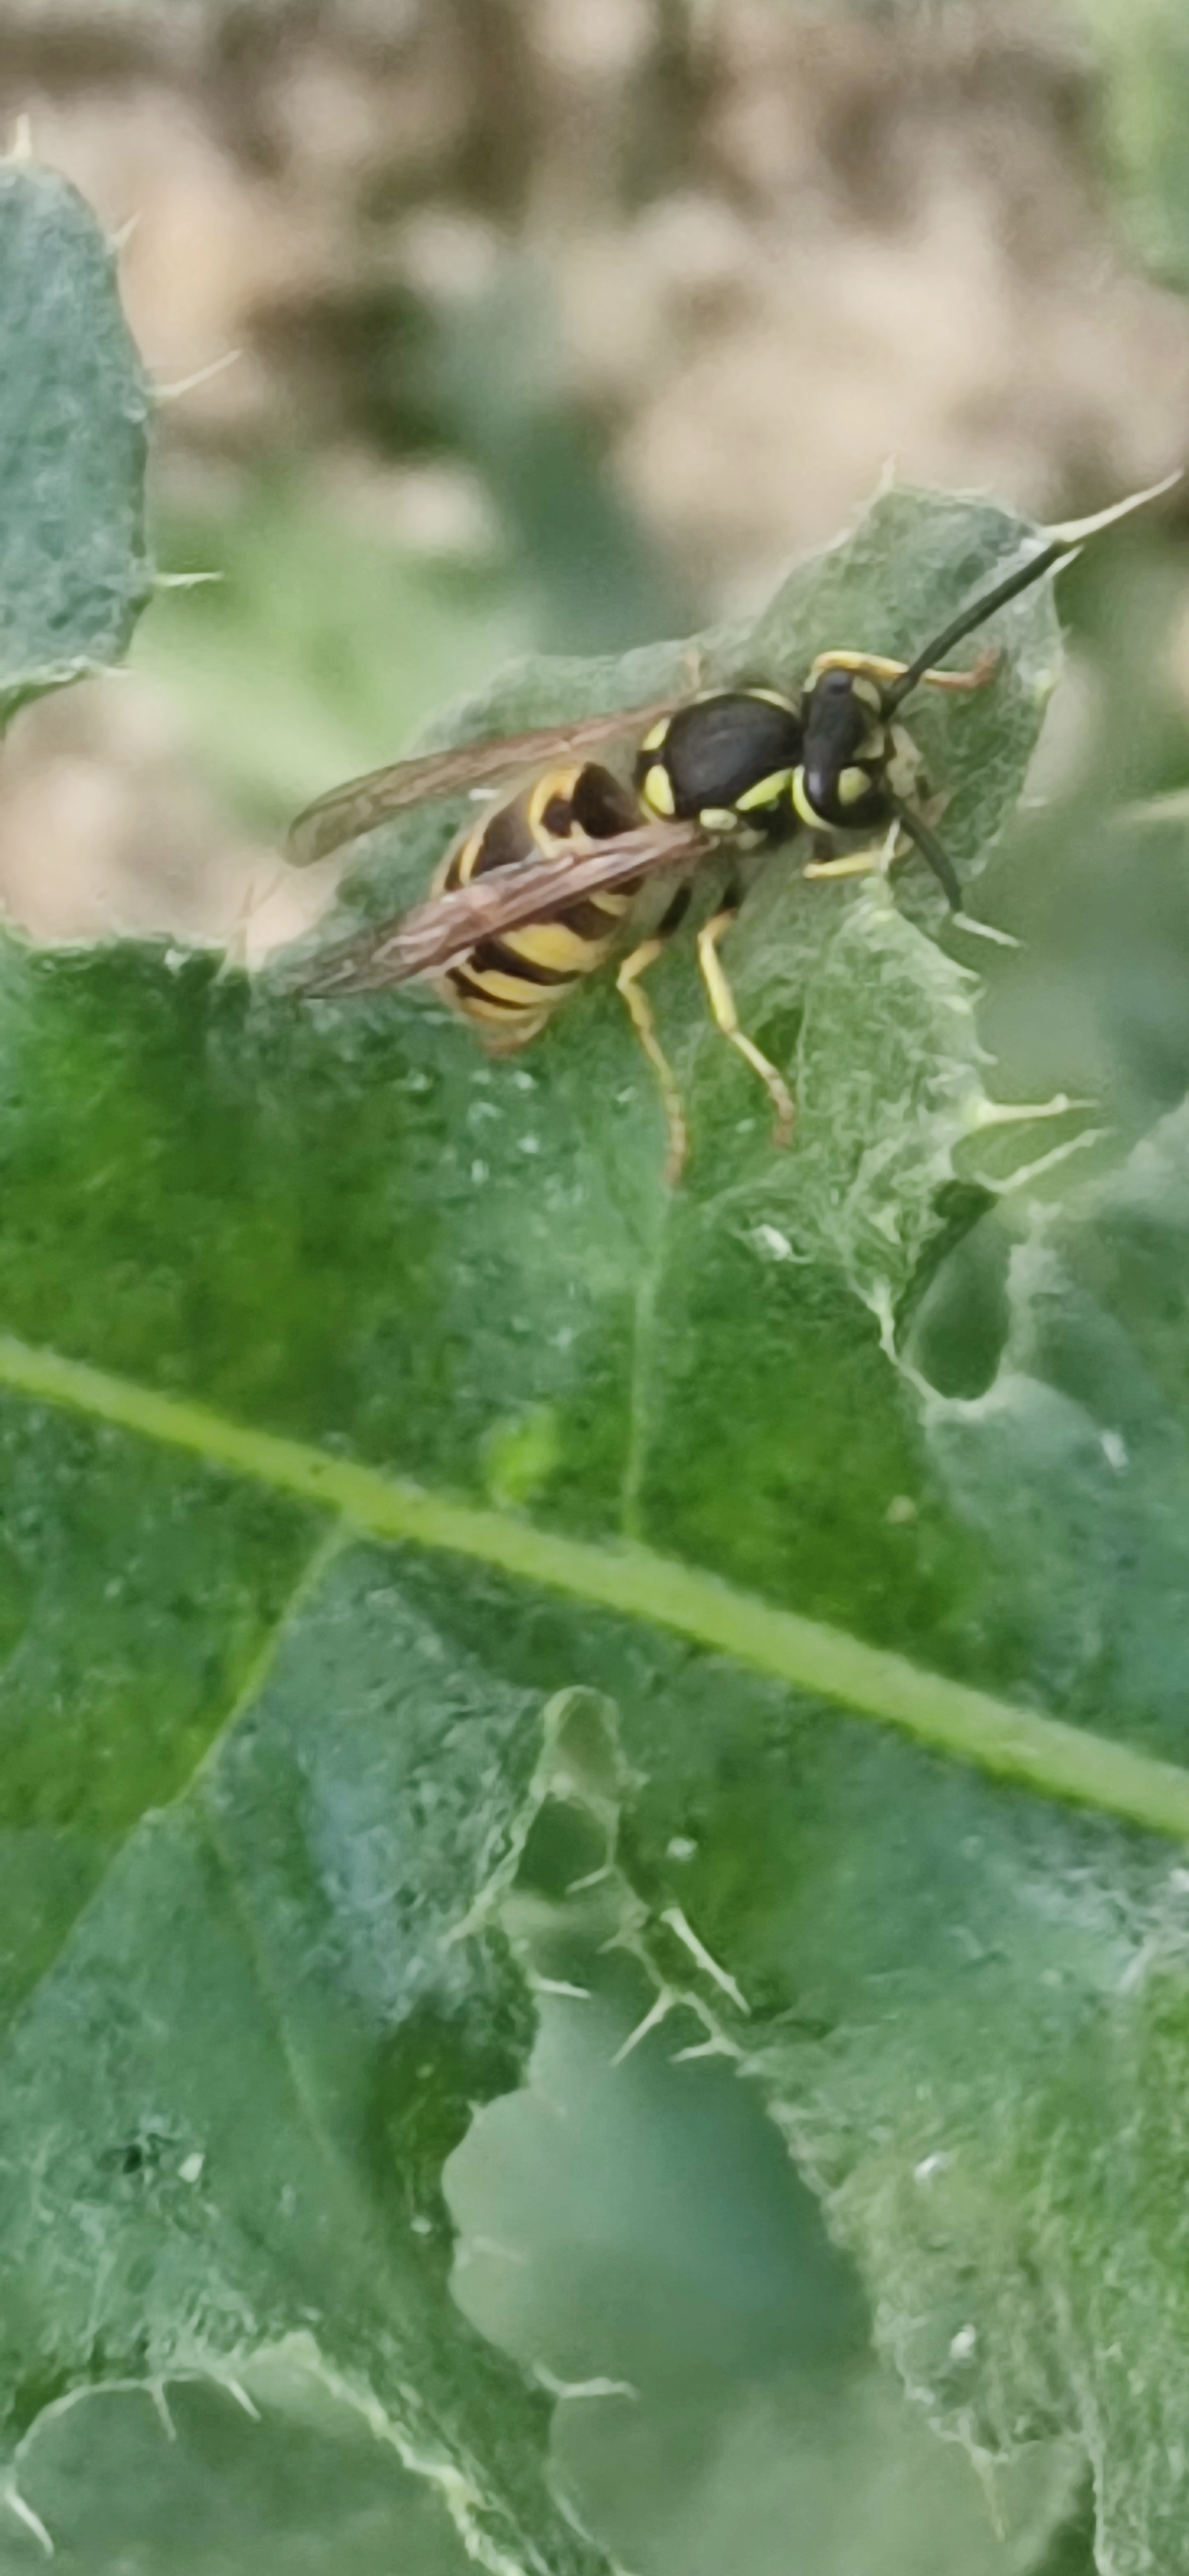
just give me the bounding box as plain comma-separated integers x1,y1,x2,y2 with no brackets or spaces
3,0,1189,956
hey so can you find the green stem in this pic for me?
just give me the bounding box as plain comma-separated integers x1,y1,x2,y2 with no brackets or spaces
3,1331,1188,1840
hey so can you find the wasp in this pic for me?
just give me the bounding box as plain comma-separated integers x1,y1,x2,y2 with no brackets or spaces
287,485,1172,1183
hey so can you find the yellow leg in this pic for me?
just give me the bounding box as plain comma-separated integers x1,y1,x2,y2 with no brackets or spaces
617,938,688,1188
803,818,965,899
800,845,886,881
696,911,795,1149
807,646,997,695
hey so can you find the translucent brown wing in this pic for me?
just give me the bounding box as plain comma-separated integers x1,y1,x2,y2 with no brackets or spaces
287,698,675,867
294,815,710,996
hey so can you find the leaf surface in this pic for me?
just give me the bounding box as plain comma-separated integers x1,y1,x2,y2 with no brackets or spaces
0,161,150,727
0,312,1181,2576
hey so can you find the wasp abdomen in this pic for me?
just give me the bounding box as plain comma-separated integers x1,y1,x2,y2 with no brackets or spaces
434,762,639,1050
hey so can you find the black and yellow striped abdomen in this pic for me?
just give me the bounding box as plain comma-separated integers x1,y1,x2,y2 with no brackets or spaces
432,762,640,1052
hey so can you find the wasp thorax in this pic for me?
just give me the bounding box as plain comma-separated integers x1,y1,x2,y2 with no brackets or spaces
634,690,803,835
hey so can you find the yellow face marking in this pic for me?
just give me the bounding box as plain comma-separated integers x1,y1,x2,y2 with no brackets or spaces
886,758,918,802
836,766,872,810
639,719,670,753
697,806,741,833
850,676,882,714
642,762,676,817
735,768,793,813
885,724,925,805
791,770,827,829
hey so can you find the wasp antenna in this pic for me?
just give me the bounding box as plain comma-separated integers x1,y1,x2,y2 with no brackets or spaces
891,801,963,910
883,475,1179,716
880,544,1067,713
6,113,34,163
153,349,242,403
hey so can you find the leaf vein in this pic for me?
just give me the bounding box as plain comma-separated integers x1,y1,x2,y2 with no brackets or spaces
0,1332,1186,1839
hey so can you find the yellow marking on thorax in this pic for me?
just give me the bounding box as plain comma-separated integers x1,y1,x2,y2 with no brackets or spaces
735,768,793,813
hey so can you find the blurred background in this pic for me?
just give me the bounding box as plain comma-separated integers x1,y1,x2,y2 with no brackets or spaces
4,7,1189,2571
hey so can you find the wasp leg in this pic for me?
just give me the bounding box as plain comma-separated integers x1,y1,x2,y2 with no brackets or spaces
616,885,692,1187
801,844,886,881
803,809,962,909
807,647,998,695
696,904,795,1149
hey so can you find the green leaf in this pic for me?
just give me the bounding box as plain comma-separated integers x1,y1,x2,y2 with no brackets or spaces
450,1826,1085,2576
0,2350,479,2576
0,156,151,728
570,1106,1189,2576
1,461,1182,2576
0,1517,598,2574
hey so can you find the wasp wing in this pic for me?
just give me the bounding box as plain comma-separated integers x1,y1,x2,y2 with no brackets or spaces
293,816,710,996
287,699,675,867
